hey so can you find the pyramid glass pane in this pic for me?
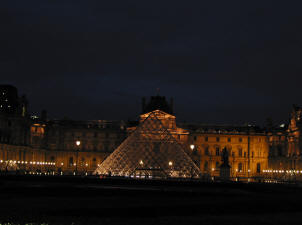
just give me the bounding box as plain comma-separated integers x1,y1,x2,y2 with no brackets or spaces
95,110,201,179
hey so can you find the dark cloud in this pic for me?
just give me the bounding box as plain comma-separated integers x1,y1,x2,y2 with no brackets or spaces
1,1,302,125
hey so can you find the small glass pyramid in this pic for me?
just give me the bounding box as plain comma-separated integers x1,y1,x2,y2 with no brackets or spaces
95,110,201,179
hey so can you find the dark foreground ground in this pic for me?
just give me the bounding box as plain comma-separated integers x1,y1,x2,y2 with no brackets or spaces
0,176,302,225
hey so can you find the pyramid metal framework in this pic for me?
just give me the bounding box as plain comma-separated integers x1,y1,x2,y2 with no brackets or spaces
94,110,201,179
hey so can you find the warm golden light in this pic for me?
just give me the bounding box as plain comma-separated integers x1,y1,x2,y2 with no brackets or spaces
139,160,143,165
169,161,173,166
76,141,81,146
190,144,195,150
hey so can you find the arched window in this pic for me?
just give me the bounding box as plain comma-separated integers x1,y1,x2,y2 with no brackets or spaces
215,161,220,170
277,145,283,156
257,163,261,173
92,158,97,167
238,146,243,157
216,146,220,156
204,146,209,156
238,163,243,172
80,157,85,167
204,161,208,171
69,157,73,166
269,145,274,156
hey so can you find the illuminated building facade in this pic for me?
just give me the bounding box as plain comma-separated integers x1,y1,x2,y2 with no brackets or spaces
0,85,301,180
184,124,269,179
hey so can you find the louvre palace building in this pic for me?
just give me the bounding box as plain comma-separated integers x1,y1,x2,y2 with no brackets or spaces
0,84,301,181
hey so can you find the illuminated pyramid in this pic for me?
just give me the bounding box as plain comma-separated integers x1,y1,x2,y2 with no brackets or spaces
94,110,201,179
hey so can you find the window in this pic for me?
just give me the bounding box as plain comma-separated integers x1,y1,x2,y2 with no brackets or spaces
228,137,231,142
215,161,220,169
216,147,220,156
239,137,242,142
80,157,85,167
244,152,246,158
232,151,235,157
193,136,197,141
252,152,254,158
204,161,208,171
277,145,282,156
238,147,243,157
178,135,180,140
238,163,243,172
205,137,208,142
257,163,261,173
216,137,220,142
50,156,55,162
69,157,73,166
92,158,97,167
205,146,209,156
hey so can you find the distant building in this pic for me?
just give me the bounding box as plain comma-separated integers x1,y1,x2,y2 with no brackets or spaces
0,85,301,180
0,85,28,116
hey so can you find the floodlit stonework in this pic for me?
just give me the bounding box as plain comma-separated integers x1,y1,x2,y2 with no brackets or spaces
0,85,301,181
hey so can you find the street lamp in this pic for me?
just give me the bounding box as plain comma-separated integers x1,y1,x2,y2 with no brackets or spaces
190,145,195,150
168,161,173,177
75,140,81,175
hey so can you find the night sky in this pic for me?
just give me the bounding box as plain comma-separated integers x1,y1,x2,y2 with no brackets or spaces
1,1,302,125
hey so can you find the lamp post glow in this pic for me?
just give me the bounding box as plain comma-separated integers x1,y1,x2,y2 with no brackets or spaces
75,140,81,175
190,145,195,151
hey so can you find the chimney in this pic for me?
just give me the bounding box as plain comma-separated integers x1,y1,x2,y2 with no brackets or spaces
142,97,146,113
170,97,174,114
41,110,47,122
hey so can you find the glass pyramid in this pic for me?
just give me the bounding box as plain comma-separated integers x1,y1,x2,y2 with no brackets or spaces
95,110,201,179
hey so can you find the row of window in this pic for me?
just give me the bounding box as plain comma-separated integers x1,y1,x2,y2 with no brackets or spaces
68,157,98,167
64,142,118,151
203,161,261,173
193,136,244,142
203,146,257,158
64,132,117,138
193,136,265,143
47,130,124,139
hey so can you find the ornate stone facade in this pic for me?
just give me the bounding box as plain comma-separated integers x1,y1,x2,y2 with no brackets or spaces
0,85,301,180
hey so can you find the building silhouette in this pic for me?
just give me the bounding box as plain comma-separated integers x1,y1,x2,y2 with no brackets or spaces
0,85,299,180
